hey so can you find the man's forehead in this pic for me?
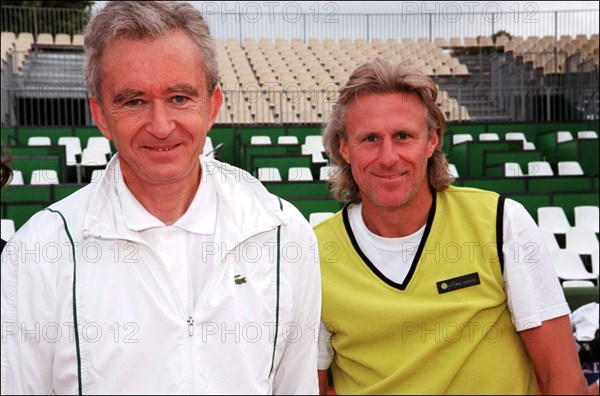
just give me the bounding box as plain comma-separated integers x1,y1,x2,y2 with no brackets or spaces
349,91,419,106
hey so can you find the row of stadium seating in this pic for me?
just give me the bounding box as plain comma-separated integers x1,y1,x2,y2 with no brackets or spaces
2,122,597,220
1,124,598,310
3,31,597,53
4,31,597,72
4,32,597,124
536,205,598,288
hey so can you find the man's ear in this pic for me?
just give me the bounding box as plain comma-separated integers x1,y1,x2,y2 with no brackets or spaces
339,137,351,164
428,130,439,158
89,96,112,140
207,87,223,129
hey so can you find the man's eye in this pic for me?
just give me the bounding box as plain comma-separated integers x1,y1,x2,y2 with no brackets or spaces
397,133,409,140
172,96,188,104
365,136,377,142
125,99,143,107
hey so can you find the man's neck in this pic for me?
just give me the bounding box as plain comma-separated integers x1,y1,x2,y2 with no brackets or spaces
123,171,200,226
361,191,433,238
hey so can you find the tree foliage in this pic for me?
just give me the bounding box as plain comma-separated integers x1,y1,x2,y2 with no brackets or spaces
1,1,95,36
492,30,512,43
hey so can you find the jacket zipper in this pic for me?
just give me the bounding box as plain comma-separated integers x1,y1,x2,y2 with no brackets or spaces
100,237,195,392
187,245,196,394
90,224,280,394
188,316,195,394
187,316,194,336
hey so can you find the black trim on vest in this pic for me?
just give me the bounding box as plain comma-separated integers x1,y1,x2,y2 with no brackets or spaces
341,193,437,291
496,196,506,275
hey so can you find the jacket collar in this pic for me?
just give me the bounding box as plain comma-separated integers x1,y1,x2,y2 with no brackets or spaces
83,155,288,249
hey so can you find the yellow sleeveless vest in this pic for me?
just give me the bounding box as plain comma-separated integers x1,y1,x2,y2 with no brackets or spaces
315,186,538,394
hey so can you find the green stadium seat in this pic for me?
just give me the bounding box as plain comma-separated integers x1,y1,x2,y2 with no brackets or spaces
30,169,59,185
11,155,64,184
1,127,17,145
460,178,527,193
251,154,311,179
288,198,343,220
17,127,73,146
453,141,512,178
243,144,301,172
557,137,599,176
483,150,542,177
553,192,599,224
3,203,46,230
558,161,584,176
250,136,272,145
562,286,599,311
75,127,105,151
288,167,313,181
506,193,551,219
27,136,51,146
277,136,299,145
263,181,330,198
527,176,594,193
8,170,24,185
504,162,525,177
257,167,282,182
527,161,554,176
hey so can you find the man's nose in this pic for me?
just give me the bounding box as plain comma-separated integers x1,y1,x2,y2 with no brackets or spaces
378,139,398,167
146,102,175,138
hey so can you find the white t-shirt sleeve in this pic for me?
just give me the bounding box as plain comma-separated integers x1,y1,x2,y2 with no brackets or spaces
318,320,335,370
502,199,571,331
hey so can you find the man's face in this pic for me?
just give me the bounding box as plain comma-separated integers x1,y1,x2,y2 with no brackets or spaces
339,92,438,211
90,30,222,188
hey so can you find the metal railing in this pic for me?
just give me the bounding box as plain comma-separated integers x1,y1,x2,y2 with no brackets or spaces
4,80,597,127
1,5,598,126
1,5,598,42
205,9,599,43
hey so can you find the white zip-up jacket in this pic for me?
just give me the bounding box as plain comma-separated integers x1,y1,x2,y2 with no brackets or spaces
1,156,321,395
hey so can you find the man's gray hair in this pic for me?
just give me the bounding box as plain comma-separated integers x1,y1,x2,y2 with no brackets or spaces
83,1,219,101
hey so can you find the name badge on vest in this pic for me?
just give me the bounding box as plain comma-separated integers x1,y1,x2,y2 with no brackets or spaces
437,272,481,294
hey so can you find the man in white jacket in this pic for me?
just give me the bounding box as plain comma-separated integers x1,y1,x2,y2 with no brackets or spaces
1,2,321,394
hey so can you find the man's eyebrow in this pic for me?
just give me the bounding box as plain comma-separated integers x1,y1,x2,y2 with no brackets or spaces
113,88,144,105
112,85,199,105
168,84,199,96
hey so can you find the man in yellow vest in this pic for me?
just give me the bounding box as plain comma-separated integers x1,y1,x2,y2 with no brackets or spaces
315,57,589,394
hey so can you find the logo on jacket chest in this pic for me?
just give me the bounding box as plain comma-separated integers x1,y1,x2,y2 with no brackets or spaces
234,274,247,285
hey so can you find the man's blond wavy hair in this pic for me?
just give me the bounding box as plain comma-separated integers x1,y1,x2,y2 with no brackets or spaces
323,57,454,203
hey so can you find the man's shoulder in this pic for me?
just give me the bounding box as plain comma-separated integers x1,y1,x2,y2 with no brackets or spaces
312,209,344,237
203,157,253,182
277,197,314,231
11,183,96,243
50,182,96,211
438,185,501,209
203,157,269,194
441,185,500,198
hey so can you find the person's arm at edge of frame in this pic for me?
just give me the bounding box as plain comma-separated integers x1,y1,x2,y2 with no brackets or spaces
1,214,60,394
318,369,330,395
519,315,588,394
317,319,334,395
